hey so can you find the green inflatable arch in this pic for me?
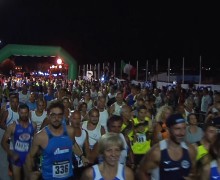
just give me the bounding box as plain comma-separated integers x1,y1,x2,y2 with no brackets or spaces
0,44,77,80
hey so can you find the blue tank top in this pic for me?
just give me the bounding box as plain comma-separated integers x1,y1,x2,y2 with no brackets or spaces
210,160,220,180
42,125,73,180
159,140,192,180
13,120,35,166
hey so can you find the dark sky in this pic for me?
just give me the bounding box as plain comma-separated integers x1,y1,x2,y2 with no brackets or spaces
0,1,220,69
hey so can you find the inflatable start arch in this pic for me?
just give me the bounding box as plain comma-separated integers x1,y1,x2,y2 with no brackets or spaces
0,44,77,80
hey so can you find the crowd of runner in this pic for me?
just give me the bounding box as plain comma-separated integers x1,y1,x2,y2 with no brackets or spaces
0,75,220,180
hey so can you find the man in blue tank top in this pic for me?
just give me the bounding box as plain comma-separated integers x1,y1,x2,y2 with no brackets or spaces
26,100,89,180
1,104,37,180
136,113,197,180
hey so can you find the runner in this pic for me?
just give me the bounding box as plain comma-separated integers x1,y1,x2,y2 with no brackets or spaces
1,104,37,180
136,113,197,180
26,100,88,180
80,132,134,180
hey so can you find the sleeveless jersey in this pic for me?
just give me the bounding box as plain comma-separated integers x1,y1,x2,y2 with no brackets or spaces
92,163,125,180
6,107,19,126
42,125,73,180
18,91,30,104
210,160,220,180
30,110,47,132
82,121,102,150
99,109,109,132
13,120,35,167
75,129,87,168
151,140,192,180
112,102,125,116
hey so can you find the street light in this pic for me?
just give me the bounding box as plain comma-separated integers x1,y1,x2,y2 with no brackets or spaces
57,58,62,65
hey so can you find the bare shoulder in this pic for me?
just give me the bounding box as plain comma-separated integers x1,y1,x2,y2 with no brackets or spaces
33,128,48,146
125,166,134,180
200,162,211,180
7,122,16,133
66,125,74,139
140,142,161,166
148,142,161,157
80,167,93,180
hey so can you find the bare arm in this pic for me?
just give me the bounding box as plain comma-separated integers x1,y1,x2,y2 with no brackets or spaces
125,135,135,167
39,117,49,130
185,144,198,180
135,144,161,180
80,167,93,180
1,123,15,156
32,122,38,134
200,163,210,180
0,110,8,130
125,166,134,180
152,123,162,145
101,126,106,135
26,133,42,172
84,130,92,159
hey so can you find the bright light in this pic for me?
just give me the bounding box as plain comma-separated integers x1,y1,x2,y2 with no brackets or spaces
57,58,62,65
58,65,62,68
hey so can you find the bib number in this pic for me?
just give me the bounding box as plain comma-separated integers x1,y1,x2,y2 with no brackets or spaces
53,161,70,178
15,141,29,152
136,134,147,143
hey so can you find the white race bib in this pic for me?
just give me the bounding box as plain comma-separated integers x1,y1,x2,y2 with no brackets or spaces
15,141,29,152
136,134,147,143
52,161,70,178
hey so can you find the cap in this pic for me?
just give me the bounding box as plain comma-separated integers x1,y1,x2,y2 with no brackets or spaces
166,113,185,128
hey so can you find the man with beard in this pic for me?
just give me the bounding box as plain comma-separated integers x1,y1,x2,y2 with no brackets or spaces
82,108,105,165
135,113,197,180
1,104,37,180
26,100,88,180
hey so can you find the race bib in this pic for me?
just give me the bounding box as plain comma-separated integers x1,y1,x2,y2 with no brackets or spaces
136,134,147,143
76,156,83,167
15,141,29,152
52,161,70,178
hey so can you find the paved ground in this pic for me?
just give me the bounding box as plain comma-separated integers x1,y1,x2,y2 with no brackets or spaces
0,128,11,180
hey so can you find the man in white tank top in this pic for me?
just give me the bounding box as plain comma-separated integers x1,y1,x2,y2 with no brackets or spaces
69,110,90,179
18,84,30,104
30,99,47,132
109,92,125,117
82,108,105,164
96,96,109,132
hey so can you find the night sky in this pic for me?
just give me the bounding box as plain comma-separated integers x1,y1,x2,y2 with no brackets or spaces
0,1,220,69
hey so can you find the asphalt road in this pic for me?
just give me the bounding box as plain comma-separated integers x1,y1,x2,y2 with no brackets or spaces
0,128,11,180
